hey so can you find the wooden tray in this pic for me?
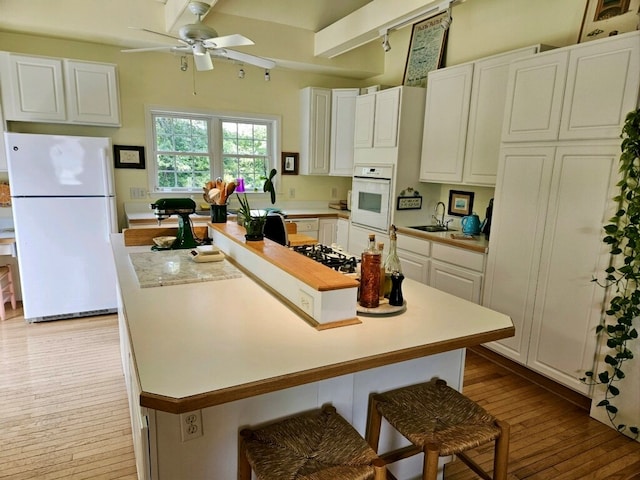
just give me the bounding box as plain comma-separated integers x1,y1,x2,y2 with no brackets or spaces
357,299,407,316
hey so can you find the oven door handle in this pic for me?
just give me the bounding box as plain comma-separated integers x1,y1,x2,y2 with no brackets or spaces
353,176,391,182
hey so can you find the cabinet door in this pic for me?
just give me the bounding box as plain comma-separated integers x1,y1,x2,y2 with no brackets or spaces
527,144,618,394
354,93,375,148
420,64,473,183
330,89,359,176
300,87,331,174
3,54,66,122
373,88,400,147
318,218,337,245
482,146,555,364
429,260,482,304
559,33,640,140
336,218,349,250
398,249,430,285
64,60,120,126
463,47,538,185
502,51,569,142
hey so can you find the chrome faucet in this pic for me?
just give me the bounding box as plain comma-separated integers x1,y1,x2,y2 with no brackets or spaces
433,201,446,227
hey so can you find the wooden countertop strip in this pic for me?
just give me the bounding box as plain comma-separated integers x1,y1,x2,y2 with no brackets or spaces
139,326,515,413
210,222,358,291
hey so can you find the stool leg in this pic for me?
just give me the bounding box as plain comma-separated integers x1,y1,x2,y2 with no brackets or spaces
372,458,387,480
423,443,440,480
238,429,252,480
366,395,383,453
493,420,510,480
8,265,16,309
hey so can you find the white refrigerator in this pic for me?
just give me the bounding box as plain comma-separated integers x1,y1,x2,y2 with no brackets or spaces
5,132,118,322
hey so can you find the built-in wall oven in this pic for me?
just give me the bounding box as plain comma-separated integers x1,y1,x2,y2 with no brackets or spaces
350,164,393,233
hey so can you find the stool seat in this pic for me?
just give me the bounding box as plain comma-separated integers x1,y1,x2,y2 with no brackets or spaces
367,379,509,480
239,405,386,480
373,380,501,456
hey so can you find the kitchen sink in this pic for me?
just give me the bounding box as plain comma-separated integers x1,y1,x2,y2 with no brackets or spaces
408,225,458,232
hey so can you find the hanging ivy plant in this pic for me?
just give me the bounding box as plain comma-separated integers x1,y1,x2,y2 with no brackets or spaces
581,108,640,439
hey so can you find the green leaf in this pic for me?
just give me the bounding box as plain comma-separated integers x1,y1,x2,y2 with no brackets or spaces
597,399,610,407
605,354,618,366
608,385,620,396
598,371,610,383
606,405,618,414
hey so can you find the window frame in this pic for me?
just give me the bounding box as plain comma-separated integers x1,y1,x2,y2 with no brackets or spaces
145,105,281,194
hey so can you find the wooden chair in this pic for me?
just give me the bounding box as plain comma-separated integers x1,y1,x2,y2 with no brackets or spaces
366,379,510,480
0,264,17,321
239,405,386,480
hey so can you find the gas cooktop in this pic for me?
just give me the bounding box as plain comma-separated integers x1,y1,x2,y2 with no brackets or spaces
292,244,359,274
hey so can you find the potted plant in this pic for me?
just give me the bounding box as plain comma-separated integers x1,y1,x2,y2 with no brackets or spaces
582,108,639,440
236,168,277,241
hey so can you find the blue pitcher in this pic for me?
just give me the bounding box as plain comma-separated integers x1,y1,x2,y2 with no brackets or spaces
461,213,481,236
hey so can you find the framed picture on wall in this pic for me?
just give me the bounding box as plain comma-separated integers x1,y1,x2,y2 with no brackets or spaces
281,152,299,175
448,190,474,217
114,145,145,169
403,11,450,88
578,0,640,42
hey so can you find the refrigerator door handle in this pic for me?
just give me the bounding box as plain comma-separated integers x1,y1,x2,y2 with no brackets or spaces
101,147,115,196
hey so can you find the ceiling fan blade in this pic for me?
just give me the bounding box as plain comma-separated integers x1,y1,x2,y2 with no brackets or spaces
203,34,254,49
128,26,185,43
193,51,214,71
213,49,276,69
121,45,179,53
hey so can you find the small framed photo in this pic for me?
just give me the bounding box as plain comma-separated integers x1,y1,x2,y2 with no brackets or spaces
448,190,475,217
114,145,145,169
281,152,299,175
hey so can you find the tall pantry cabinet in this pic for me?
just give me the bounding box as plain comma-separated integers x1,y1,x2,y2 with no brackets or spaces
482,31,640,394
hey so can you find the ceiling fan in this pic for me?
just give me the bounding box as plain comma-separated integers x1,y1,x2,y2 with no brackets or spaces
122,1,275,72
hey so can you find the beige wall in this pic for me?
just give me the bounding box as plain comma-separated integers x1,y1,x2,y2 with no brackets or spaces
0,0,592,226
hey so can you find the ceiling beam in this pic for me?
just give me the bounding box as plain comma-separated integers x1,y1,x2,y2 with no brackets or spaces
315,0,457,58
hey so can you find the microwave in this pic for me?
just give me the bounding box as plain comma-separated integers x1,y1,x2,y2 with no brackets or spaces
350,165,394,233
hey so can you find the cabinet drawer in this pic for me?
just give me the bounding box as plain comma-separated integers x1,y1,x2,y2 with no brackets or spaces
432,243,484,272
397,234,430,256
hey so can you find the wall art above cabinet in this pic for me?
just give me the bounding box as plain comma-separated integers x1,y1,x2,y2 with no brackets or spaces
0,52,121,127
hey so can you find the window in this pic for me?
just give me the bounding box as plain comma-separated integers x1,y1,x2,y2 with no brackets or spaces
147,107,279,194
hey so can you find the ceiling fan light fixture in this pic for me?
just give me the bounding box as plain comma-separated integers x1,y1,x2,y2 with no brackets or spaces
193,42,206,56
194,51,213,71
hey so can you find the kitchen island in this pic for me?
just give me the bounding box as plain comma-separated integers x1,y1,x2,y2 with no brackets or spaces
111,230,513,479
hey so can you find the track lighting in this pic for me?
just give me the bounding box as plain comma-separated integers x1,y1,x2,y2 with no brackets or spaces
238,66,245,79
264,69,270,81
180,56,188,72
381,31,391,53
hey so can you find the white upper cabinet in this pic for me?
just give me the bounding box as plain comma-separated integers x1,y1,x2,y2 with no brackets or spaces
329,88,359,176
420,63,473,183
353,93,376,148
559,33,640,140
503,31,639,142
1,53,67,122
420,46,541,185
354,87,402,149
300,87,332,175
0,52,120,126
65,60,120,126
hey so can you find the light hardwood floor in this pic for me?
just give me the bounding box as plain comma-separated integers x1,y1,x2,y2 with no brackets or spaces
0,305,137,480
1,306,639,479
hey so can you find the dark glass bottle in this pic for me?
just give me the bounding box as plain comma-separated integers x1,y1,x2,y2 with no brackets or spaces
383,225,402,298
360,234,381,308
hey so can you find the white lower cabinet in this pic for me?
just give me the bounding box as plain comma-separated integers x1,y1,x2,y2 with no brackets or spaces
336,217,349,250
430,243,484,304
396,233,430,285
318,218,337,245
483,142,619,394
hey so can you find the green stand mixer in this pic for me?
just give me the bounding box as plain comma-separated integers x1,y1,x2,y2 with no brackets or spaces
150,198,199,249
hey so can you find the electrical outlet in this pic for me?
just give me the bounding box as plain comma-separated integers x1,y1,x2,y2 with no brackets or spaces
331,187,338,199
289,188,296,199
180,410,203,441
299,289,314,316
130,187,147,199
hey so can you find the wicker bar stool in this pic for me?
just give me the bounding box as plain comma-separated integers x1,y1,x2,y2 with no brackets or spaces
0,265,16,321
238,405,386,480
366,379,510,480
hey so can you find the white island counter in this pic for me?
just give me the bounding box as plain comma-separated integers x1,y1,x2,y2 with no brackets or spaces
112,231,513,480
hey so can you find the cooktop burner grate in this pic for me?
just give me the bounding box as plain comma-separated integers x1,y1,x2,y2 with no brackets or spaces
292,244,359,273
